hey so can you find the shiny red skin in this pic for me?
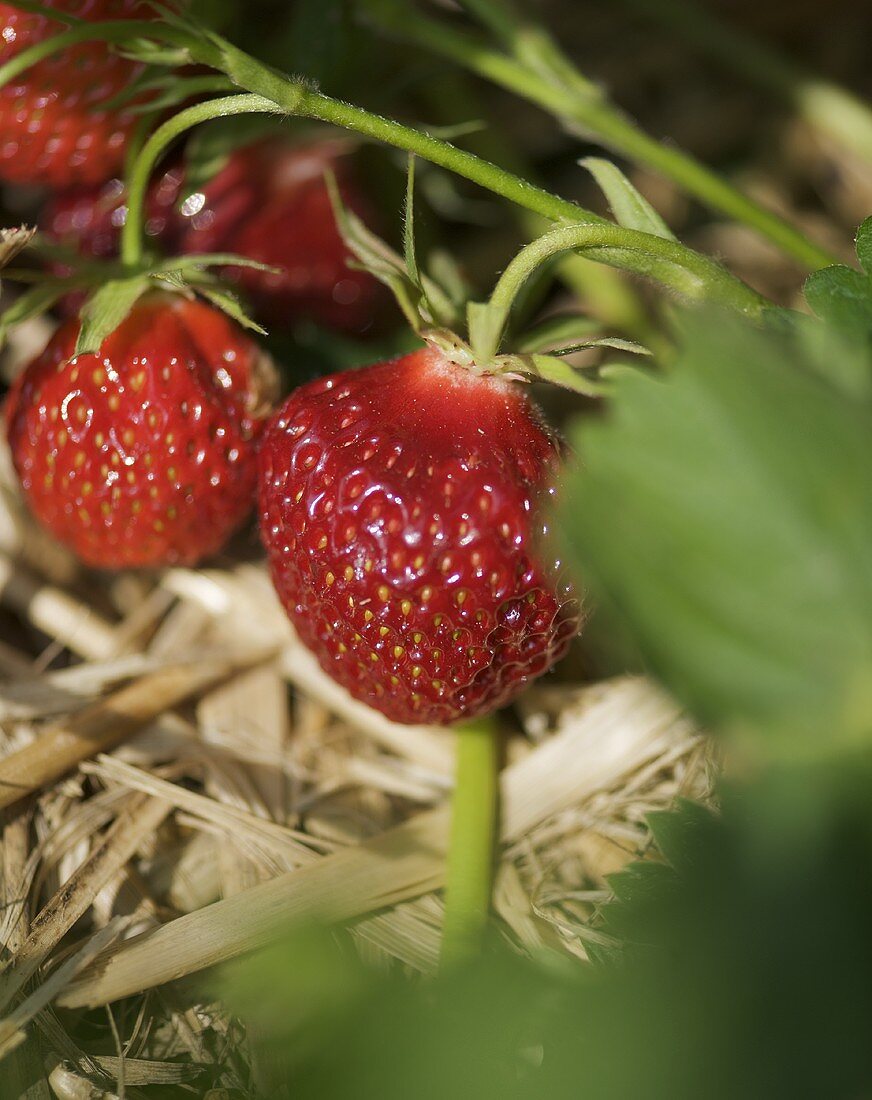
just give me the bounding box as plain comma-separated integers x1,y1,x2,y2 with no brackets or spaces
6,294,273,569
175,140,385,335
42,139,386,334
0,1,154,187
258,347,580,726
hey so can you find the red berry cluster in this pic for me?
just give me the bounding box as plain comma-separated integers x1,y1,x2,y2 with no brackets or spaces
1,2,580,726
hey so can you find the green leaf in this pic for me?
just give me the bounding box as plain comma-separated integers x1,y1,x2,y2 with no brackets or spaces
855,215,872,275
581,157,677,241
559,308,872,756
804,265,872,338
75,277,150,356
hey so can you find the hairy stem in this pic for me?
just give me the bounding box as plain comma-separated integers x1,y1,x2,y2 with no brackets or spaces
476,222,767,360
365,0,839,270
441,719,500,968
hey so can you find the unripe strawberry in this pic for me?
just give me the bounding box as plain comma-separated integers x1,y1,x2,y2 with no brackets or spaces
6,293,276,569
258,346,579,726
0,1,157,187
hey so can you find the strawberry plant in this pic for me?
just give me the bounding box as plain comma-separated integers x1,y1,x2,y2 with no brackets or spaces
0,1,871,1097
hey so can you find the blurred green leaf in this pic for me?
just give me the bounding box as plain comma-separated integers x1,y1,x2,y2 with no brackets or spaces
804,218,872,340
558,308,872,754
854,215,872,275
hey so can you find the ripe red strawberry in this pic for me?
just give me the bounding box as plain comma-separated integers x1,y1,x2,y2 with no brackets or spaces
41,139,387,334
172,139,386,335
6,293,276,569
0,0,154,187
258,347,580,725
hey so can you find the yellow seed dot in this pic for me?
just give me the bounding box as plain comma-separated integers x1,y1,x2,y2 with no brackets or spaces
413,555,425,569
411,665,423,678
347,596,355,608
294,489,304,503
325,571,335,586
81,482,93,496
363,609,373,622
390,675,400,686
100,502,111,516
364,559,374,573
354,633,363,643
153,519,164,532
433,615,444,628
317,535,328,549
393,645,404,659
377,584,390,602
413,632,423,644
379,626,390,637
420,586,433,602
344,565,354,581
143,454,152,467
370,652,379,662
456,590,467,605
337,642,347,654
131,500,142,514
431,679,444,691
400,600,412,616
107,394,120,412
94,432,104,447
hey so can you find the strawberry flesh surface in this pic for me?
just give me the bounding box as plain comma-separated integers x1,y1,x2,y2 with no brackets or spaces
259,346,580,726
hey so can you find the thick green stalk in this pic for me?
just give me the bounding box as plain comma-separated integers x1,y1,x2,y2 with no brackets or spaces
476,222,766,360
441,719,500,968
366,0,839,270
120,93,280,266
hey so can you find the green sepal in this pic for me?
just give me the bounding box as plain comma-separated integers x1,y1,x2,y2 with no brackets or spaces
511,353,611,396
324,169,459,333
581,157,677,242
75,276,152,356
198,286,268,335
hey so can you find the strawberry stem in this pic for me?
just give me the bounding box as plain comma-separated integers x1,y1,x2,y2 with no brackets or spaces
120,94,281,267
441,718,500,968
473,222,768,362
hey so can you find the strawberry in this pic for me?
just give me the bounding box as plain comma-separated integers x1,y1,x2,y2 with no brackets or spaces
0,0,154,188
41,139,387,334
258,346,579,726
6,293,276,569
172,139,387,335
